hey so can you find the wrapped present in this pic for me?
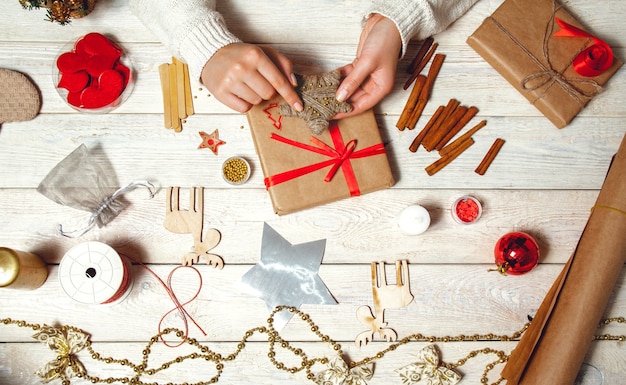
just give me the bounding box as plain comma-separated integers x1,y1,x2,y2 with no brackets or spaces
247,97,395,215
467,0,622,128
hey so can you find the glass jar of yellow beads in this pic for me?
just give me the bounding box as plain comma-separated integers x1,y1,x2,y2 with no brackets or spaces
222,156,251,185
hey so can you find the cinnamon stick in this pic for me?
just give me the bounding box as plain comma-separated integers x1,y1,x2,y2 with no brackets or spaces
423,102,465,152
419,102,454,151
407,36,434,74
421,53,445,100
435,105,479,151
405,98,428,130
425,137,474,176
409,105,444,152
475,138,505,175
438,119,487,157
404,54,446,129
396,75,426,130
404,40,438,90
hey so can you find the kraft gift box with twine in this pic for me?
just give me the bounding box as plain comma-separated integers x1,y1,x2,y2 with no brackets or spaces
467,0,622,128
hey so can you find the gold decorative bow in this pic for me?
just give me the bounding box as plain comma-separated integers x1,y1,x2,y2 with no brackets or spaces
32,325,89,383
395,344,461,385
315,355,374,385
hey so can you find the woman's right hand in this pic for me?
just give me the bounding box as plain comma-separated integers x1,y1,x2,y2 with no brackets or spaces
200,43,303,113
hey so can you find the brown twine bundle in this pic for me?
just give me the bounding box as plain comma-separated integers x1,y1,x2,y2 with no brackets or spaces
279,70,352,135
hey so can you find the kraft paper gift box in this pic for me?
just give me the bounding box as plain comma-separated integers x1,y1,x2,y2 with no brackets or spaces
467,0,622,128
247,97,395,215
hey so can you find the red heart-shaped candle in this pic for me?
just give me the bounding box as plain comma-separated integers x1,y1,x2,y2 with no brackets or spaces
56,32,131,111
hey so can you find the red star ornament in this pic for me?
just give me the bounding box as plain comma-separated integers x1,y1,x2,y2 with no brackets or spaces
198,129,226,155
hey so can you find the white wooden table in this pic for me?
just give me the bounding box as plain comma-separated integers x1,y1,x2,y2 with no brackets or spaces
1,1,625,384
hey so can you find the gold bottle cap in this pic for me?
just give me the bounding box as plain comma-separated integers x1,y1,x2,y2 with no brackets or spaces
0,248,19,287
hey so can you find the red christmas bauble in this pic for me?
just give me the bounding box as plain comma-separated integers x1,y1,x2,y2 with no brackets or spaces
493,232,539,275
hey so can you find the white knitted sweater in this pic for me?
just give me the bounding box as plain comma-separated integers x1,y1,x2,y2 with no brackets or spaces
129,0,478,81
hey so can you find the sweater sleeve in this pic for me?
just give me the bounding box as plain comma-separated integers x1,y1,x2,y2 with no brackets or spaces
366,0,479,57
129,0,241,81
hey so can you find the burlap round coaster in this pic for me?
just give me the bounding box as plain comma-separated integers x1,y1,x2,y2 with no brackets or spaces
0,69,41,124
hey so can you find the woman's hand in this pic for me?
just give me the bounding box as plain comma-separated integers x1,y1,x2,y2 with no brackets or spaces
334,14,402,119
201,43,303,113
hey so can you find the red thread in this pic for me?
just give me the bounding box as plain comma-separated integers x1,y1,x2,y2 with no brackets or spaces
101,255,133,304
263,103,283,129
122,254,206,347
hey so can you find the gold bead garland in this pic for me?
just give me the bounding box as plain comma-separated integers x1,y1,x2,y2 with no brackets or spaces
2,308,625,385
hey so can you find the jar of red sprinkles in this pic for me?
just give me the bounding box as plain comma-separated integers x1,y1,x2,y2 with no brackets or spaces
451,195,482,224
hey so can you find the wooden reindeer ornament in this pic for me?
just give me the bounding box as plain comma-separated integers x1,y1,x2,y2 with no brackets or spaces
355,260,414,346
163,187,223,268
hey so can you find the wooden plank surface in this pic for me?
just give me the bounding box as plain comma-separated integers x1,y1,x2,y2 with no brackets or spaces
1,0,625,384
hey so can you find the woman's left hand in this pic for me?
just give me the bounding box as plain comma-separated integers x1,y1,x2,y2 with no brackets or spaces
334,14,402,119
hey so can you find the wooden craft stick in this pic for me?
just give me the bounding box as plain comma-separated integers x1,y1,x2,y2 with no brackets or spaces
396,75,426,130
404,41,438,90
158,63,172,129
407,36,434,74
183,61,194,116
439,119,487,157
173,57,187,120
475,138,505,175
168,62,181,132
425,137,474,176
435,105,479,151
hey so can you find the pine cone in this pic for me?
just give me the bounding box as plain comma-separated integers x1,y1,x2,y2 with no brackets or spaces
48,1,72,25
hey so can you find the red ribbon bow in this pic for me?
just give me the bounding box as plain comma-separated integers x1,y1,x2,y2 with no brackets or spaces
553,17,614,77
264,121,386,196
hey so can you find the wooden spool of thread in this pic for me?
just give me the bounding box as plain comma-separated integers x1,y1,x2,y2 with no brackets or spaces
0,247,48,289
58,241,133,304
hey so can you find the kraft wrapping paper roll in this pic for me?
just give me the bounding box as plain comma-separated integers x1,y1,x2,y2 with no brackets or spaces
502,133,626,385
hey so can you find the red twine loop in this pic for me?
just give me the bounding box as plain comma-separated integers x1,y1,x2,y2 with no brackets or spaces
553,17,614,77
122,254,206,347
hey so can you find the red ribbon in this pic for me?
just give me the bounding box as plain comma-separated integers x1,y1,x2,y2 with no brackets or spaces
264,121,386,196
553,17,614,77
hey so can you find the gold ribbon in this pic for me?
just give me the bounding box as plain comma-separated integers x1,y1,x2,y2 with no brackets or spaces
591,205,626,217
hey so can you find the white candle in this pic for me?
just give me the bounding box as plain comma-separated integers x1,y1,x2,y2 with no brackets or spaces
398,205,431,235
